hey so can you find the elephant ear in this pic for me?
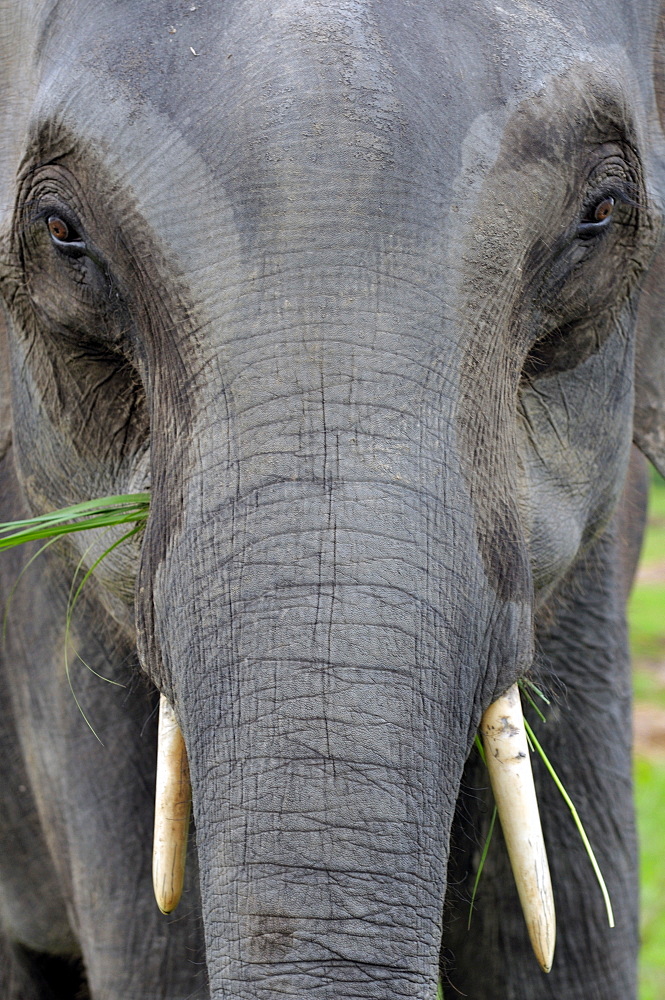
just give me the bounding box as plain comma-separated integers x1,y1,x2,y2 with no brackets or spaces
0,310,11,463
634,7,665,477
0,2,46,463
634,242,665,477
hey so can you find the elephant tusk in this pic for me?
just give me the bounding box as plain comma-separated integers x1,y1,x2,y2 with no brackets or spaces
480,683,556,973
153,694,192,915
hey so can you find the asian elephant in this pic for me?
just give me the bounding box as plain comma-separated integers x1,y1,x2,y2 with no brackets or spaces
1,0,665,998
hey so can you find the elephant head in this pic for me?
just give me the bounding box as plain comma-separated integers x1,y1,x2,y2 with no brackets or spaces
0,2,664,998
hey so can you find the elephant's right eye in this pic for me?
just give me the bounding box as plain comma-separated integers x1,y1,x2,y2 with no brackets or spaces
47,214,86,255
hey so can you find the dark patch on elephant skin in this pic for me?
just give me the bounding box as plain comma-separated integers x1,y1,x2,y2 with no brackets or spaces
244,913,297,964
475,489,531,605
456,338,531,604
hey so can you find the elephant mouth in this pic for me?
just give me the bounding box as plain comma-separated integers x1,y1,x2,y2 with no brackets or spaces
152,686,556,975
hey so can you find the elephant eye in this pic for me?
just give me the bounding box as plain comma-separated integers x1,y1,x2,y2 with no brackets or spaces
47,214,86,254
577,195,616,238
593,197,615,222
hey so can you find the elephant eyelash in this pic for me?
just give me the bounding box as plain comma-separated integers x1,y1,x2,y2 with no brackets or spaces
17,199,56,230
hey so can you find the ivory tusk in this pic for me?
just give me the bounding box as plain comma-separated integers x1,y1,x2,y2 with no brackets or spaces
153,694,192,915
480,683,556,973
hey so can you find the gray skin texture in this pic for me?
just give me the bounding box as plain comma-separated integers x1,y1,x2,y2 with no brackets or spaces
0,1,665,998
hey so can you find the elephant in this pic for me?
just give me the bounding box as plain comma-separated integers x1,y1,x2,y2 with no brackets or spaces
0,0,665,997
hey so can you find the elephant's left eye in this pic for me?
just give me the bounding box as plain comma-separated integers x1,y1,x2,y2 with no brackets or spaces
577,196,616,238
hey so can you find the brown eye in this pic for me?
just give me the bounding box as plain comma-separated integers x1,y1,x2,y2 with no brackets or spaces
48,215,71,241
45,213,86,255
594,197,615,222
578,195,618,238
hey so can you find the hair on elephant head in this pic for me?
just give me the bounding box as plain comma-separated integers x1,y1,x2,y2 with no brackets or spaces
0,2,664,999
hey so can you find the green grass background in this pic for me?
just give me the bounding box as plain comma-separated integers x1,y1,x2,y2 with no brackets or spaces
630,469,665,999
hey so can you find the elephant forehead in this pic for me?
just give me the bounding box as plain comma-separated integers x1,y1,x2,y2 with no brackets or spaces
22,1,645,276
33,0,637,135
18,3,646,357
24,1,624,194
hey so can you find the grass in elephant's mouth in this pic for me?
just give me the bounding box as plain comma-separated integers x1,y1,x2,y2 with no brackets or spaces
0,493,150,740
0,493,150,549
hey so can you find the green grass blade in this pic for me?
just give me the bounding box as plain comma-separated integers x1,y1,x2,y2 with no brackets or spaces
520,678,551,705
437,978,444,1000
518,680,548,724
468,805,497,930
0,494,150,533
523,717,615,928
62,525,142,742
62,652,105,745
0,508,148,549
66,524,142,639
474,732,486,765
0,494,149,743
64,534,128,690
65,525,141,685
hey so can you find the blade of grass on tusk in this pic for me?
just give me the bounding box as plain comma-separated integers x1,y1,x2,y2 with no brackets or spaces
480,683,556,973
153,694,192,914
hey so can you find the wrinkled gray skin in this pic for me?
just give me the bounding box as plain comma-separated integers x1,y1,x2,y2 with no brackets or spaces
1,1,665,998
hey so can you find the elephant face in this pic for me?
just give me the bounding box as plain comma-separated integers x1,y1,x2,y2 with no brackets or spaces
0,2,664,998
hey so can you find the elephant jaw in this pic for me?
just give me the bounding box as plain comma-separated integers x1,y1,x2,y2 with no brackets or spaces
151,685,555,972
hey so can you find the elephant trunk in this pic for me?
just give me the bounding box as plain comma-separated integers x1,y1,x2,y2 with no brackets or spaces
137,409,535,996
